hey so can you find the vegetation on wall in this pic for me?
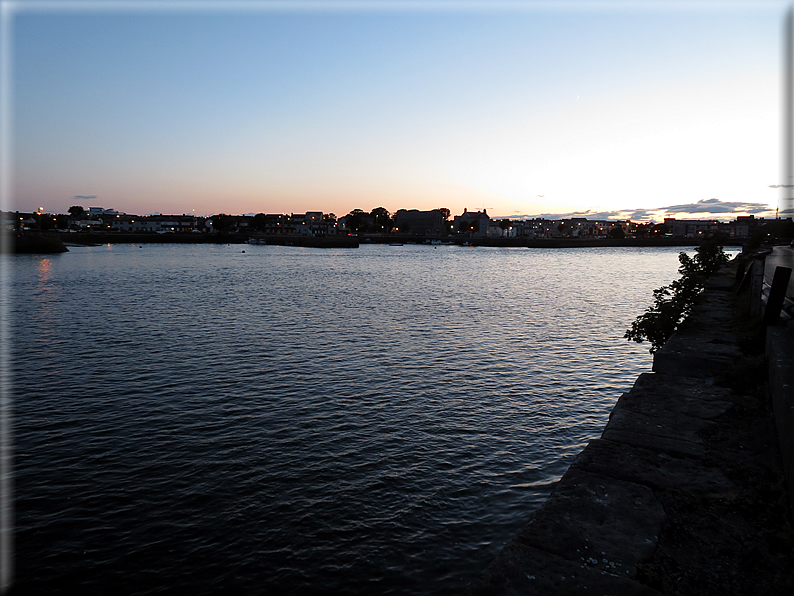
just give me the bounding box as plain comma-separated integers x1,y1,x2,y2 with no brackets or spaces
625,234,729,353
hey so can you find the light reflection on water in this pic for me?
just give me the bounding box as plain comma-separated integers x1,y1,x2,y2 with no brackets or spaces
11,243,691,594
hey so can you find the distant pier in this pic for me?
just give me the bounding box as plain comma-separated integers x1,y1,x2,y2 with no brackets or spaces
6,233,69,254
39,231,711,249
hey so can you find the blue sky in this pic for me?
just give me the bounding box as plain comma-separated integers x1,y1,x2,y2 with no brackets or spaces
3,1,789,220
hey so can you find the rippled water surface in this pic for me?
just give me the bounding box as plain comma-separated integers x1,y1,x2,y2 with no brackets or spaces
11,243,689,594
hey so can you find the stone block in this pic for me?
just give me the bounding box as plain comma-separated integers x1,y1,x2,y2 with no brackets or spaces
652,330,740,379
569,439,736,495
601,407,709,458
621,373,733,420
466,541,661,596
513,470,665,578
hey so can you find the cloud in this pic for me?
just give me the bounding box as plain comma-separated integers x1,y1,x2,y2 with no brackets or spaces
517,207,645,221
662,198,770,215
72,195,97,201
525,209,624,221
626,209,655,220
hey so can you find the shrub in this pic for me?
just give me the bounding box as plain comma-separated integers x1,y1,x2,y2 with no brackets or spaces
625,234,729,353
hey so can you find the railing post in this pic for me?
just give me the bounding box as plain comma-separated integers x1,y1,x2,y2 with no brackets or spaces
750,255,767,317
764,266,793,326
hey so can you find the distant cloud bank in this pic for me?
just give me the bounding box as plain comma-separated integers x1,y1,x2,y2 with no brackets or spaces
509,198,777,222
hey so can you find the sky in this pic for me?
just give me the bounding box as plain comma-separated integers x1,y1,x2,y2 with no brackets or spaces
2,0,792,221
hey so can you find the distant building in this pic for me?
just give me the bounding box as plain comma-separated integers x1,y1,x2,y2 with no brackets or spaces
254,214,291,235
2,212,18,231
488,220,507,237
568,217,589,237
732,215,767,239
512,218,557,238
453,209,490,237
249,212,337,236
86,207,123,216
286,212,336,236
116,214,201,233
393,209,446,236
302,211,335,236
664,218,720,238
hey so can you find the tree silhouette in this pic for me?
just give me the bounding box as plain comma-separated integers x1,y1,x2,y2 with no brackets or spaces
252,213,268,232
346,209,368,233
370,207,392,232
212,214,235,232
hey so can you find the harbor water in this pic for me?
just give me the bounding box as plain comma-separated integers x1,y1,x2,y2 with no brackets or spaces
10,243,694,594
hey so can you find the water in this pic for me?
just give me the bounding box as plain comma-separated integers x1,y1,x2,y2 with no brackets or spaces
9,243,691,594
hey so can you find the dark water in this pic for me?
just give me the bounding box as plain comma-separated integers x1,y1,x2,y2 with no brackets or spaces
9,243,689,594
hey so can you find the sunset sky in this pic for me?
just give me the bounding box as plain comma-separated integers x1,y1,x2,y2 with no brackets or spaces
3,0,791,221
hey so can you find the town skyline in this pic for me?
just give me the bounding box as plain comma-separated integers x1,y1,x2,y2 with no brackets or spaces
11,202,785,234
4,2,789,221
20,195,780,224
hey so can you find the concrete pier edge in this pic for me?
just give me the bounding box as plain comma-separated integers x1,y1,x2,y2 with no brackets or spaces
466,265,794,594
